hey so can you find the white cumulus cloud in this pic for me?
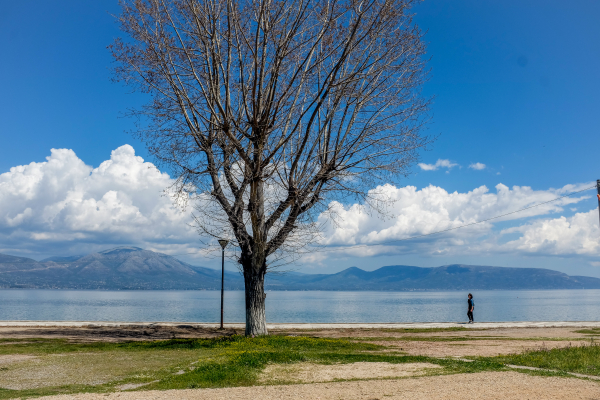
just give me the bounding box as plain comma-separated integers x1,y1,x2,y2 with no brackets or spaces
316,182,597,259
500,209,600,257
2,146,598,265
418,159,458,171
0,145,198,257
469,162,486,170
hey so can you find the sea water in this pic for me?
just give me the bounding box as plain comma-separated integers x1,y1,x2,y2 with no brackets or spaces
1,289,599,323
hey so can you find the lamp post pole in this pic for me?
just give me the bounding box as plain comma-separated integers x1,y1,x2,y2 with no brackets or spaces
217,239,229,329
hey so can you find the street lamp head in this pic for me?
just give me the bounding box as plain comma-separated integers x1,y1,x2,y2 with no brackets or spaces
218,239,229,249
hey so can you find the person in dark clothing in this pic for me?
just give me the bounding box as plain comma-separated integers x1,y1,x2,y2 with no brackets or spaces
467,293,474,323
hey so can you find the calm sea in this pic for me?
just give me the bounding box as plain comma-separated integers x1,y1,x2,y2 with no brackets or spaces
0,289,599,323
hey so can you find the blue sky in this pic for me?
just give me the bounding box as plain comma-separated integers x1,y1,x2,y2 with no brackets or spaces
1,0,599,276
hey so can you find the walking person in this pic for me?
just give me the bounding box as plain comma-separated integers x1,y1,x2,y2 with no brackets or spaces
467,293,474,323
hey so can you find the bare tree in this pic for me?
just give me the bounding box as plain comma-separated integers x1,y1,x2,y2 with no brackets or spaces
111,0,429,336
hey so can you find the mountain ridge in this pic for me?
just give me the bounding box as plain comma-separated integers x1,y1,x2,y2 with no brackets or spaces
0,247,244,290
1,247,599,290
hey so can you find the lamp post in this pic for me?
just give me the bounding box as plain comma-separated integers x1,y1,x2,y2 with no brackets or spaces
217,239,229,329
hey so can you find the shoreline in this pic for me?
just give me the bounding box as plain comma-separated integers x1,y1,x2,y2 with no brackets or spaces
1,320,600,329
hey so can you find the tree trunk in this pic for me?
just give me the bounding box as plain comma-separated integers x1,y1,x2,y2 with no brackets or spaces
244,270,268,336
243,170,268,336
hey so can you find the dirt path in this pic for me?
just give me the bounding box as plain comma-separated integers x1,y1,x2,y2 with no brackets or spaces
40,372,600,400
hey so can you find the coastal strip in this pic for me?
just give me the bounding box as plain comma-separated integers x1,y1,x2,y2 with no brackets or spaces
0,321,599,329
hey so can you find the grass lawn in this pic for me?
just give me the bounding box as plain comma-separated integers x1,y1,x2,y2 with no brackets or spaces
493,343,600,377
0,335,505,399
2,330,598,399
574,328,600,336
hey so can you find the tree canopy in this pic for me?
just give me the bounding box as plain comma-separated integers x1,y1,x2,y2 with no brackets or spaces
112,0,430,335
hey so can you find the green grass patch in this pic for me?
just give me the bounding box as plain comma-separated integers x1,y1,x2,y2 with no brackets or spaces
0,334,508,398
574,328,600,335
0,336,386,398
0,384,116,400
144,335,505,390
145,335,384,389
1,335,364,355
147,352,505,390
493,343,600,376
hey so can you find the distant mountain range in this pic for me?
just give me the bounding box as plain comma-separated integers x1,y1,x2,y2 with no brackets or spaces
1,247,599,290
267,264,600,290
0,247,244,290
